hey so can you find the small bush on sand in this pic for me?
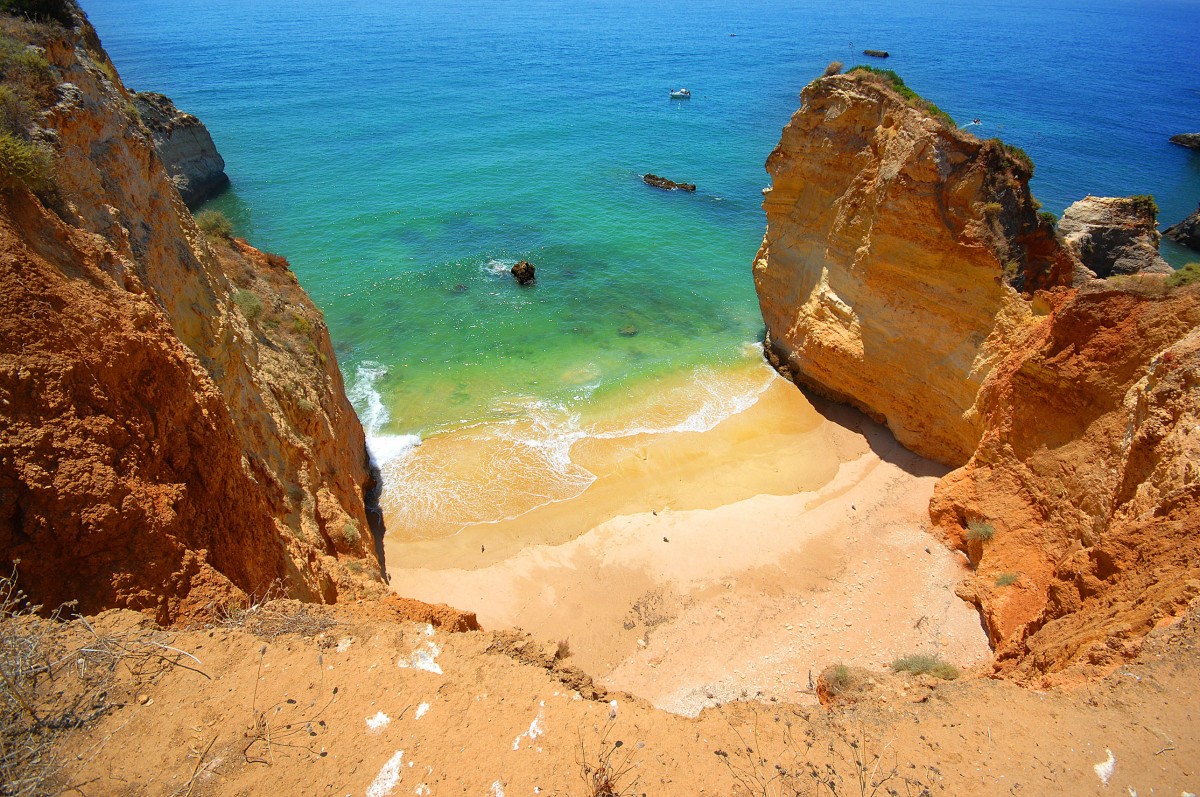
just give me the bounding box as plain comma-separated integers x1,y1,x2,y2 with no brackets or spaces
891,654,959,680
0,130,51,191
195,208,233,238
966,519,995,542
1166,262,1200,289
995,572,1021,587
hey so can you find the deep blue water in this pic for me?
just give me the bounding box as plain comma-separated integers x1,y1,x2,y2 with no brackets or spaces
80,0,1200,528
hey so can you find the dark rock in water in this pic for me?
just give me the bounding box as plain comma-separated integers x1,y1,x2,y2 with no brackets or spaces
618,324,639,337
863,49,890,58
511,260,536,285
1059,195,1173,278
643,173,696,192
451,283,469,294
133,91,229,209
1169,133,1200,151
1164,204,1200,252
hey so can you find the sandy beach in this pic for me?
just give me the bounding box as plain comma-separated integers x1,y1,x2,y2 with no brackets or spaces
385,374,992,714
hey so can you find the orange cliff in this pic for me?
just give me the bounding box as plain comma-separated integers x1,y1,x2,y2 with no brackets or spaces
755,68,1200,682
0,8,384,622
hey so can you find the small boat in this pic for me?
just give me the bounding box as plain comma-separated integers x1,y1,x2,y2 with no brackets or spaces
669,88,691,99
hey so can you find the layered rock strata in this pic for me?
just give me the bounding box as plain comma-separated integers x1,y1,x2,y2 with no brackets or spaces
0,9,381,622
754,71,1074,466
756,70,1200,681
132,90,229,208
1164,204,1200,251
1058,195,1172,276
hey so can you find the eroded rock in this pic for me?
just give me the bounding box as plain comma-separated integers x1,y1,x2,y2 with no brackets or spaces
1164,204,1200,251
511,259,536,285
643,173,696,192
1058,195,1172,277
133,91,230,208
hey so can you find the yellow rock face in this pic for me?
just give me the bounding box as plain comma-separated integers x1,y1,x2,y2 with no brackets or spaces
755,71,1072,466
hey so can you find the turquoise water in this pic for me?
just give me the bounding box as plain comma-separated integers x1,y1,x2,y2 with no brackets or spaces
84,0,1200,530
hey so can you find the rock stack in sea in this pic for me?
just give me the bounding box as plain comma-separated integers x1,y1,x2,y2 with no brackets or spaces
1164,204,1200,251
1057,195,1173,276
133,90,230,208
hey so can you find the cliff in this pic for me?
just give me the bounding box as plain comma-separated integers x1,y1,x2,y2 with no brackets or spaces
132,90,229,208
1058,195,1172,277
756,69,1200,681
755,69,1075,466
0,8,382,622
1164,203,1200,251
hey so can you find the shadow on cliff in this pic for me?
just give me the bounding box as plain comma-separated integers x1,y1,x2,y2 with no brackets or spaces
364,459,389,582
803,389,950,481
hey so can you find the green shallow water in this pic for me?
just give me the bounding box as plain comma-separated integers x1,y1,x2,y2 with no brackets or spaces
83,0,1200,534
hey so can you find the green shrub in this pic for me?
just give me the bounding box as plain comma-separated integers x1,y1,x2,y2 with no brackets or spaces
966,519,995,542
891,654,959,680
825,663,851,691
342,522,361,546
0,130,51,191
847,65,956,128
995,572,1021,587
232,289,262,321
980,201,1003,216
0,85,31,135
1166,262,1200,289
290,314,312,336
989,139,1034,176
1128,194,1158,221
1038,210,1058,228
0,0,73,26
195,208,233,238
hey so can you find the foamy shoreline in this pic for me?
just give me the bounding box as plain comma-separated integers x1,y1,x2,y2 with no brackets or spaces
384,377,992,713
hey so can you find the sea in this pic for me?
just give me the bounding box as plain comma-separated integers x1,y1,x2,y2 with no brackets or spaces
84,0,1200,539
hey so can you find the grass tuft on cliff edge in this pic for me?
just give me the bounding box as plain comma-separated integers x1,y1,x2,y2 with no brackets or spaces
846,65,957,128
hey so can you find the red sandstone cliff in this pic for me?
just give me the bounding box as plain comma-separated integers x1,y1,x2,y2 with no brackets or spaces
756,68,1200,680
0,9,382,622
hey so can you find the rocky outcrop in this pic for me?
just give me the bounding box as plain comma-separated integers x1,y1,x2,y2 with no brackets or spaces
0,9,381,622
756,70,1200,682
1169,133,1200,151
754,70,1074,466
929,287,1200,684
133,90,229,208
643,173,696,192
511,259,536,285
1164,204,1200,251
1058,196,1172,277
862,49,889,58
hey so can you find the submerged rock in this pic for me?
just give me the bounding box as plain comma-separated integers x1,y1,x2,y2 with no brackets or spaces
133,91,230,208
1058,195,1172,277
862,49,890,58
511,259,536,285
1169,133,1200,151
1164,204,1200,251
643,173,696,192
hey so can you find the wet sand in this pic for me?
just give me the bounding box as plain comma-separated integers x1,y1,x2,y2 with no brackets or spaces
385,374,993,714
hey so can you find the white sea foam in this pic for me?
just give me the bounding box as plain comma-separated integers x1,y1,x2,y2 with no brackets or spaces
484,257,517,276
348,360,422,469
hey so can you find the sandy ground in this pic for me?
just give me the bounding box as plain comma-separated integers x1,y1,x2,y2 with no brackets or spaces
63,599,1200,796
385,378,992,715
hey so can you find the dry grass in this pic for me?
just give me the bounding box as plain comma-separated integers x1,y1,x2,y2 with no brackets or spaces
210,581,337,641
578,717,642,797
715,708,936,796
0,566,207,796
242,645,336,766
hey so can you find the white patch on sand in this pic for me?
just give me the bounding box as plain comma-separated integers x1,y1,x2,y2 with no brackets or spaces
415,702,430,719
608,699,618,719
337,637,353,653
366,711,391,733
415,785,431,796
397,641,442,674
367,751,404,797
1094,749,1115,786
490,781,505,797
512,701,546,750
